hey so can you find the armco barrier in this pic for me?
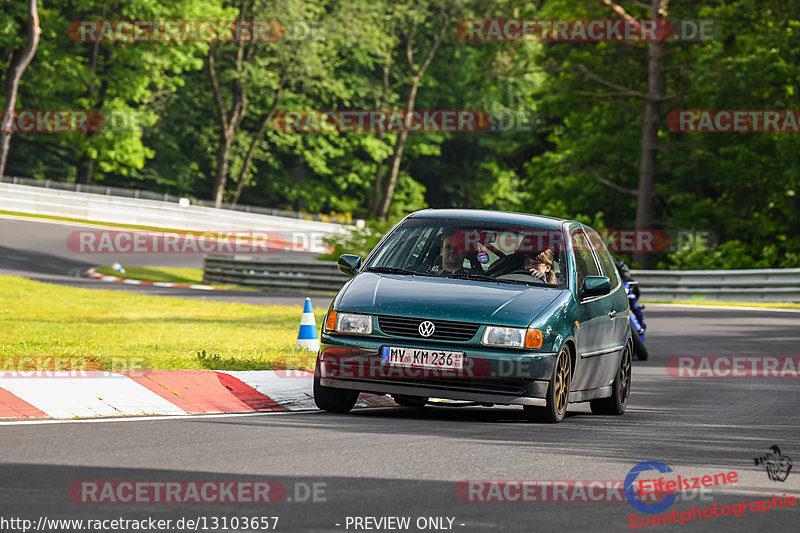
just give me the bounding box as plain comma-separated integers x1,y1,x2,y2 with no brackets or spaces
1,175,355,224
203,255,350,292
630,268,800,302
0,182,351,252
202,257,800,301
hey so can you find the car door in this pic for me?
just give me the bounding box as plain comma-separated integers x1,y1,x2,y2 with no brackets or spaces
584,228,629,350
570,228,617,391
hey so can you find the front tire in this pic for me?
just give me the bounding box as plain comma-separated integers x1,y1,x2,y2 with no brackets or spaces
590,341,631,415
524,345,571,423
313,376,358,413
632,333,648,361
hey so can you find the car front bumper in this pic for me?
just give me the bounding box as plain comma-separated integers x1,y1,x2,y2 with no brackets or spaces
317,333,558,405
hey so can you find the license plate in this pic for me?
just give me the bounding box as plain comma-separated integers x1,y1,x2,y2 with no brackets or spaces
381,346,464,370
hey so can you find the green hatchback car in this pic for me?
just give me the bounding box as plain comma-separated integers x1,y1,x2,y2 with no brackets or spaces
313,209,632,422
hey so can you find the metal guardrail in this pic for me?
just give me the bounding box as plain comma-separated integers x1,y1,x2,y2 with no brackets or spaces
2,175,356,225
204,257,800,301
630,268,800,302
0,182,350,252
203,255,350,292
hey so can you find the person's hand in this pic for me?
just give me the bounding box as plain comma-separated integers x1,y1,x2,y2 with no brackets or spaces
528,268,545,279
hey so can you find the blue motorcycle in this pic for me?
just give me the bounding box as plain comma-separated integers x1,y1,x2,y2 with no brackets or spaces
616,259,649,361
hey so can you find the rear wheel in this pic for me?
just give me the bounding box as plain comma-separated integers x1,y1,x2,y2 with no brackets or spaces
313,376,358,413
632,333,648,361
392,395,429,407
524,345,571,423
590,341,631,415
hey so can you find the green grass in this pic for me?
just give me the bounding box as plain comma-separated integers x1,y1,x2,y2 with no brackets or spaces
0,274,324,371
94,265,256,292
95,265,206,284
642,299,800,310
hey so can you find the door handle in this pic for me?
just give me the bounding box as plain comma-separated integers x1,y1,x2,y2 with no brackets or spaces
608,310,617,318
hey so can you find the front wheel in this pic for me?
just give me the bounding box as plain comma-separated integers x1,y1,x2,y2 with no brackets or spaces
631,332,648,361
524,345,571,423
590,341,631,415
313,376,358,413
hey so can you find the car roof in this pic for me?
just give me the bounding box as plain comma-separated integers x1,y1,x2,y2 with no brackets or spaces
407,209,572,230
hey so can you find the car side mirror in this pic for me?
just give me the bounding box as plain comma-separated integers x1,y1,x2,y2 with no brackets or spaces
582,276,611,297
338,254,362,277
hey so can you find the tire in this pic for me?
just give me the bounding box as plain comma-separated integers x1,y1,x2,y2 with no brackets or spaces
393,395,429,407
590,341,632,415
632,333,649,361
313,376,358,414
524,345,571,423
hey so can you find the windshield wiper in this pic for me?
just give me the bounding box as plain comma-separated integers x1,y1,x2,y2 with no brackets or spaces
443,272,496,282
365,266,417,275
446,272,552,286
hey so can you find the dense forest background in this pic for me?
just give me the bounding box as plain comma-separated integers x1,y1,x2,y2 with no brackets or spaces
1,0,798,268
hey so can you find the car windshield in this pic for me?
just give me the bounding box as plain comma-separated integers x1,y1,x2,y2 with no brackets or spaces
365,217,568,289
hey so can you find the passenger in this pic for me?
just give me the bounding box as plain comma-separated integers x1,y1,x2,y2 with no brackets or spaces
523,249,557,284
440,232,467,274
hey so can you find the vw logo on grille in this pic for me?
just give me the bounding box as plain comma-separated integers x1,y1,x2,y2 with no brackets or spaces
418,320,436,337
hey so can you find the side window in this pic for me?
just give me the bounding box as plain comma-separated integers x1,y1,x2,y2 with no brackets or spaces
571,230,601,293
585,229,620,289
404,227,436,270
373,227,417,267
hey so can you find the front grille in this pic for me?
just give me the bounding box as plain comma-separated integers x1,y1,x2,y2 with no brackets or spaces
378,316,480,341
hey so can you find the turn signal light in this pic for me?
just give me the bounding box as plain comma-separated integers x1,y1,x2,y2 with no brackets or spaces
525,328,543,349
325,311,337,332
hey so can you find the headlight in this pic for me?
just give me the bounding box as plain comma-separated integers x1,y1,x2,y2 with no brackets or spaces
332,312,372,335
482,326,542,348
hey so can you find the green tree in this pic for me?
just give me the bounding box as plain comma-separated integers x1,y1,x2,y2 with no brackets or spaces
5,0,217,184
0,0,41,179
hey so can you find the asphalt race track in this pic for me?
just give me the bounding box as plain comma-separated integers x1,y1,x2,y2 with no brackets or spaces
2,306,799,532
1,216,799,532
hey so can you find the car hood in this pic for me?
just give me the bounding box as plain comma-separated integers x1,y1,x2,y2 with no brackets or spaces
337,272,563,327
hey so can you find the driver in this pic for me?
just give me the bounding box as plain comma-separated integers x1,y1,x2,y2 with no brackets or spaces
440,232,467,274
523,249,556,284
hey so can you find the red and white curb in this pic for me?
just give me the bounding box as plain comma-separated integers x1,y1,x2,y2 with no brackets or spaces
83,268,220,290
0,370,396,421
